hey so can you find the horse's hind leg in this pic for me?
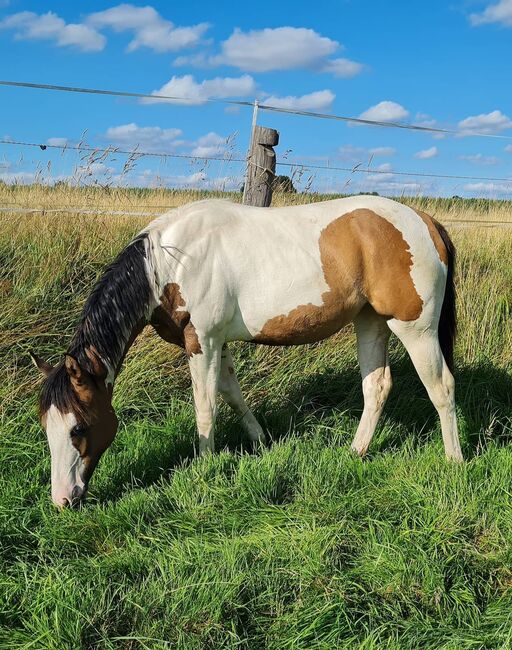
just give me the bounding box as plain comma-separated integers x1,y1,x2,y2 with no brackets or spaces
218,345,266,448
351,306,392,456
387,320,462,461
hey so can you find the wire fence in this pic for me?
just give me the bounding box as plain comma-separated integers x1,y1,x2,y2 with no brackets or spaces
1,78,512,201
3,79,512,140
2,205,511,229
2,138,512,184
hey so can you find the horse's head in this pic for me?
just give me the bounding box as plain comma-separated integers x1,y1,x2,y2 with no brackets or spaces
30,350,118,508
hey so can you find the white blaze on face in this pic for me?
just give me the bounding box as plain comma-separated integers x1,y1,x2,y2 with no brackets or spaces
45,405,86,507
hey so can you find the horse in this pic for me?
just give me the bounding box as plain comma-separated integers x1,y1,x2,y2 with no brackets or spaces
30,195,462,508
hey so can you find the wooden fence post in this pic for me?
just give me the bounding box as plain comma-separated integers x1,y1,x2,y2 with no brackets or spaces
243,124,280,207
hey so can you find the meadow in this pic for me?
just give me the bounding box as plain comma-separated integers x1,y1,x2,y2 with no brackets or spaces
0,183,511,649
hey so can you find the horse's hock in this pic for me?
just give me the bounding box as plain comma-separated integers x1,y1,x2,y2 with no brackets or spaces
244,125,280,207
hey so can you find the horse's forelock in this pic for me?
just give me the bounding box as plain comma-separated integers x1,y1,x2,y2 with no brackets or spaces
39,363,88,424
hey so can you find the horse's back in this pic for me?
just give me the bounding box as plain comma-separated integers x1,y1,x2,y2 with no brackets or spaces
147,197,449,343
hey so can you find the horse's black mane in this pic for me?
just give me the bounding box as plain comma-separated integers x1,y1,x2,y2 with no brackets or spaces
39,233,152,417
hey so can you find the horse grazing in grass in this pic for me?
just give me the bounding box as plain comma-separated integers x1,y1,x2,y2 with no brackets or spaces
31,195,462,508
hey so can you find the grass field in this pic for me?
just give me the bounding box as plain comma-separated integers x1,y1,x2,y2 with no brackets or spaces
0,185,511,649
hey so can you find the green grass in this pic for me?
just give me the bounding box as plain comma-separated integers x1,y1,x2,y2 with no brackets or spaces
0,188,511,648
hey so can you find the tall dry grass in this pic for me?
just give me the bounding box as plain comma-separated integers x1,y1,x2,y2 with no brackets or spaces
0,184,511,648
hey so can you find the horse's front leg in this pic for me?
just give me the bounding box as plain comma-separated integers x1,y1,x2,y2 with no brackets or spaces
188,338,222,455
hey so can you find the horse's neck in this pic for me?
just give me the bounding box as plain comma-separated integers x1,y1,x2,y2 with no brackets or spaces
68,233,155,384
110,319,147,384
69,312,149,387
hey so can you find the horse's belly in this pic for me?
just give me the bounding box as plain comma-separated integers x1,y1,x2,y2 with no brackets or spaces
245,283,364,346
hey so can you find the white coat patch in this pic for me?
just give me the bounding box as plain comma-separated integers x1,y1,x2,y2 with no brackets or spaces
46,405,86,506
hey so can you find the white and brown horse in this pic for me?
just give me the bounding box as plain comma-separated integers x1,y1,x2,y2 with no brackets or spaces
31,195,461,507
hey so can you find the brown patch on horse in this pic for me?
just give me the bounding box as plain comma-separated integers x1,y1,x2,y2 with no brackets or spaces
66,361,117,476
69,387,118,478
351,209,423,321
40,357,119,479
414,210,449,265
254,209,422,344
151,282,202,357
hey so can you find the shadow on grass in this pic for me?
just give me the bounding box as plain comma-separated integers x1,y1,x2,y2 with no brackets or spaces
99,358,512,503
245,357,512,458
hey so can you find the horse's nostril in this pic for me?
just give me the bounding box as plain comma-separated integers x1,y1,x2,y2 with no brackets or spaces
61,497,71,508
70,486,86,509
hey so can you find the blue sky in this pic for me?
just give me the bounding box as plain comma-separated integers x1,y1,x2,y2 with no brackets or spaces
1,0,512,196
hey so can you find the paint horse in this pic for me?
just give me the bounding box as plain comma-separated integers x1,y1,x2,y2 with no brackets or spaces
31,195,462,508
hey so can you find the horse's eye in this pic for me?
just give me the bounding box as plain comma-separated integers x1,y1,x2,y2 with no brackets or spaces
71,424,87,438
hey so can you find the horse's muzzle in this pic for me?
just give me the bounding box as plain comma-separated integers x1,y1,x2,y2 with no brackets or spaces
55,485,87,509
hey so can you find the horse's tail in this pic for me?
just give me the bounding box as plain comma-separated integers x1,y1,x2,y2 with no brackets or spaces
434,220,457,373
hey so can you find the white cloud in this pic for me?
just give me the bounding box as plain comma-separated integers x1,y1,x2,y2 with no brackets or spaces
358,101,409,123
0,164,242,191
458,110,512,135
360,176,426,195
212,27,336,72
190,132,229,157
0,11,105,51
415,112,437,126
369,146,396,157
105,123,183,150
338,145,396,163
146,170,206,188
47,137,69,147
464,181,512,196
0,171,38,184
120,168,241,191
87,4,208,53
414,146,438,159
173,53,210,67
505,144,512,152
469,0,512,26
1,5,209,54
338,145,366,162
104,124,235,159
143,74,256,105
167,171,206,187
459,153,500,165
184,26,364,77
375,162,393,172
262,90,335,111
76,162,115,177
348,162,432,195
367,173,394,183
320,58,364,78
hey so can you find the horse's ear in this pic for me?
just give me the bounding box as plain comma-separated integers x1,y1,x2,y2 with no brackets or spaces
65,354,95,402
29,350,53,377
64,355,86,383
85,346,107,379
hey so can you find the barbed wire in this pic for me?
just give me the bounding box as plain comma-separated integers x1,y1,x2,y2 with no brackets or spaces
0,138,246,163
2,138,512,184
